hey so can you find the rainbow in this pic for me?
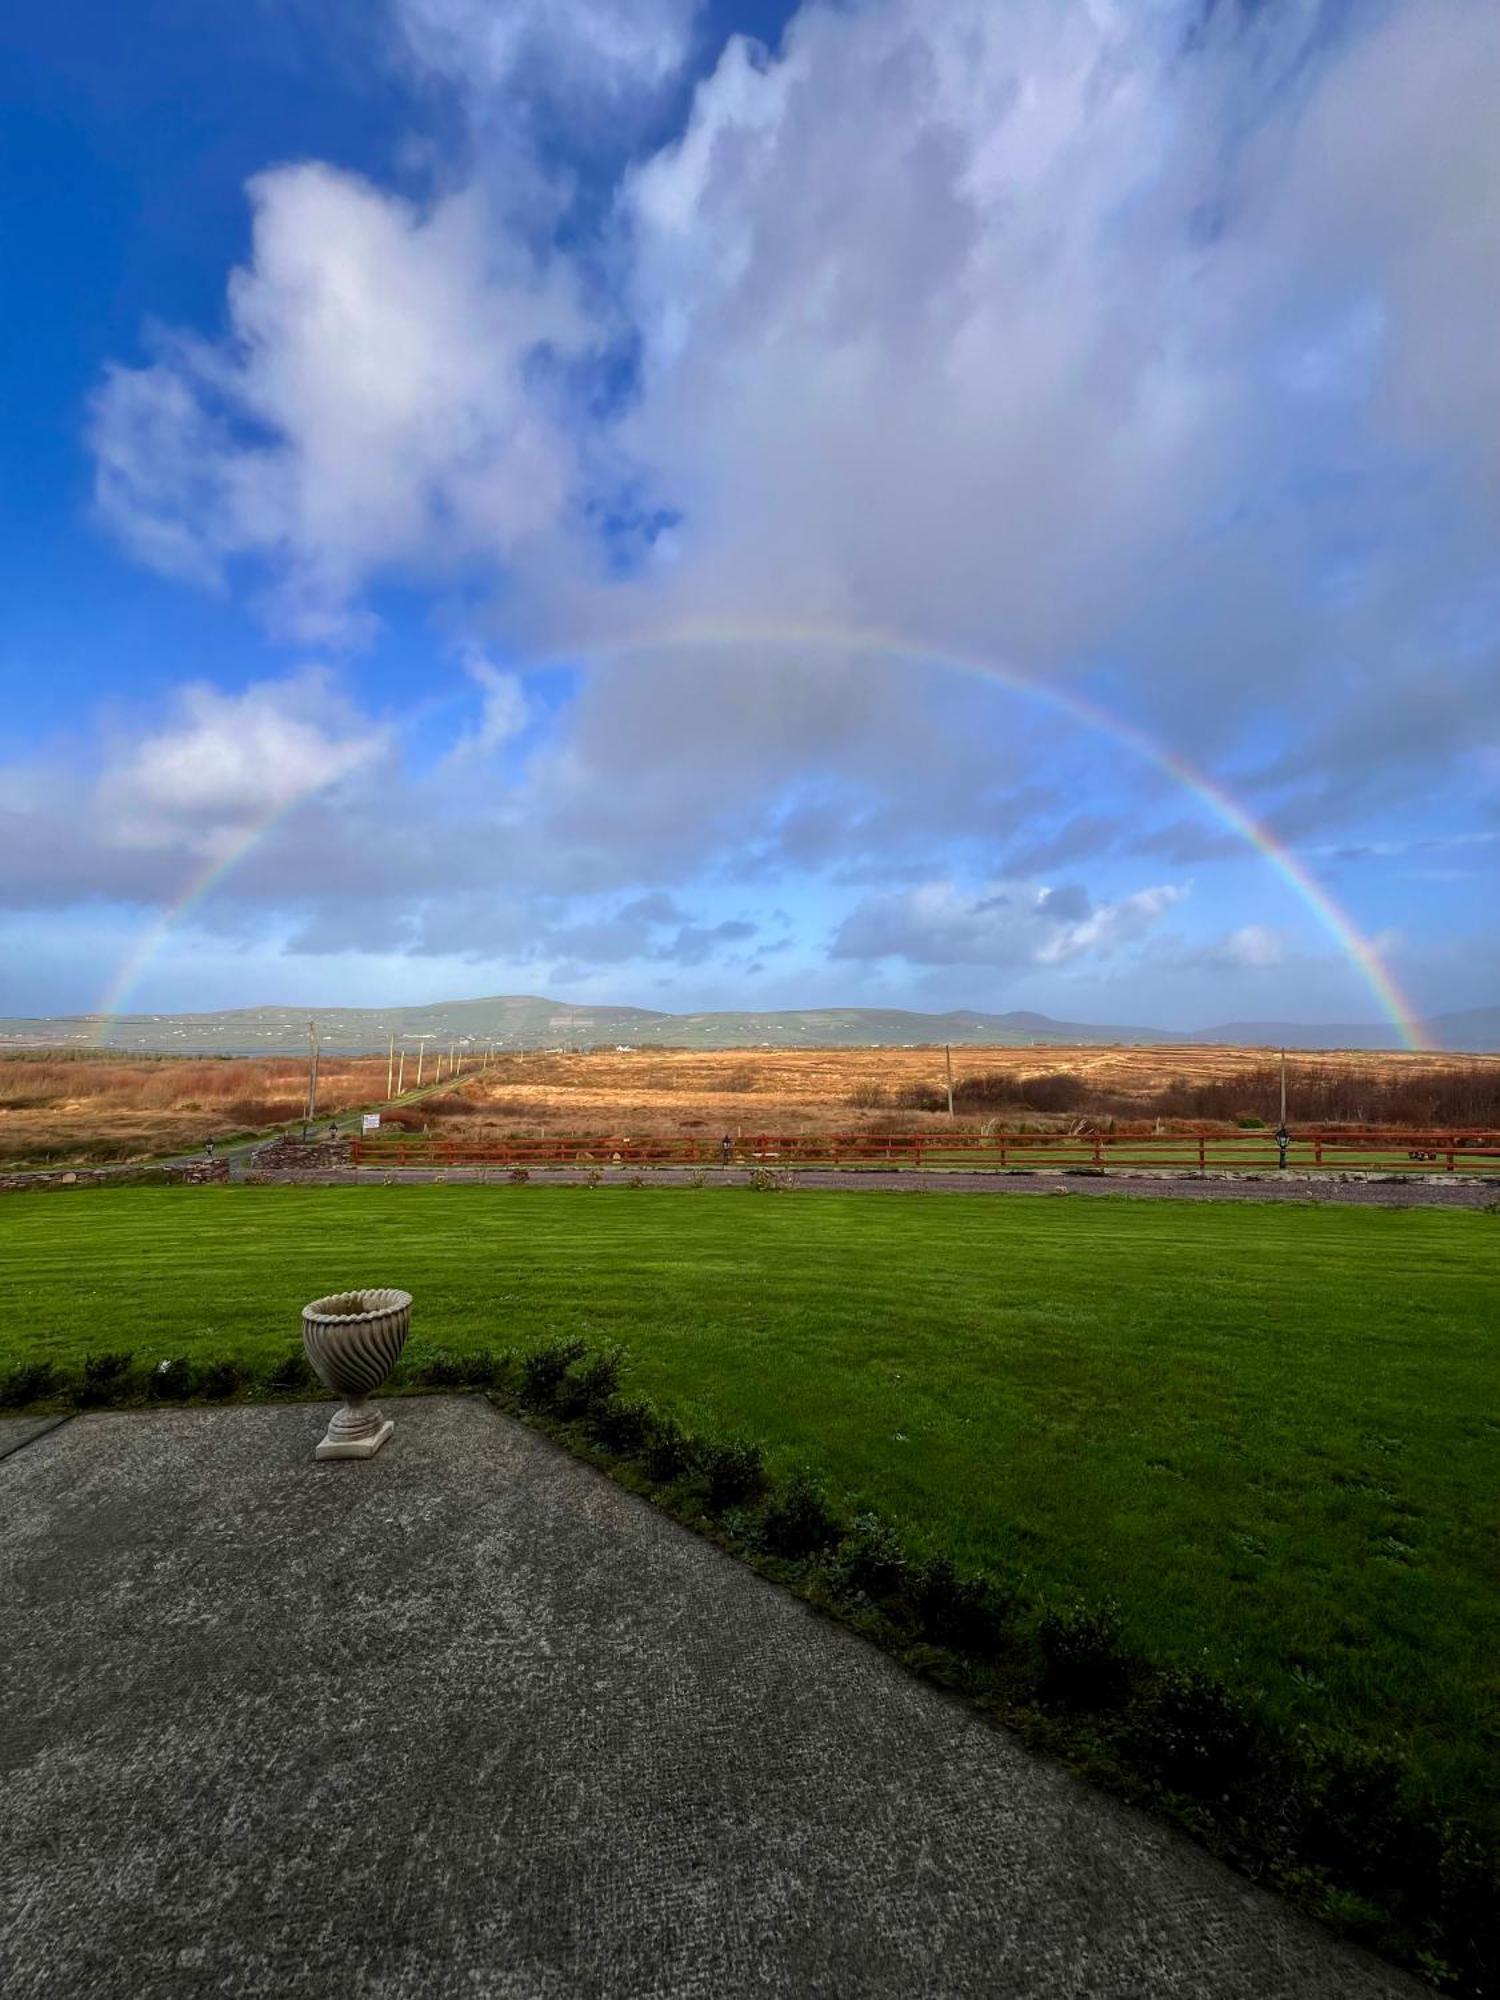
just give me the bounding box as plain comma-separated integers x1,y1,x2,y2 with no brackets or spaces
90,623,1429,1050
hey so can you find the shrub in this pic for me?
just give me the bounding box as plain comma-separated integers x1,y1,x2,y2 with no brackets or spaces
196,1357,245,1401
643,1413,694,1483
1300,1741,1431,1894
909,1555,1003,1653
508,1166,531,1185
584,1168,604,1188
73,1351,135,1408
0,1359,60,1410
556,1348,624,1420
746,1167,789,1193
700,1435,766,1511
458,1348,502,1388
718,1506,761,1543
1130,1666,1260,1794
519,1338,588,1408
1037,1598,1133,1710
146,1356,196,1402
266,1348,314,1393
835,1513,908,1601
416,1354,465,1388
589,1396,651,1453
761,1472,842,1559
1434,1823,1500,1994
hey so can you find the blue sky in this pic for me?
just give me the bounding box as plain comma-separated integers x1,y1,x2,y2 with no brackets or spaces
2,0,1497,1030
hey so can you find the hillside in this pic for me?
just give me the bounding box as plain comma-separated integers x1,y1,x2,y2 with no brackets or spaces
2,994,1495,1055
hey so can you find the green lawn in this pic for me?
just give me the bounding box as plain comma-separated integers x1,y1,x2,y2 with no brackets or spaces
4,1183,1498,1835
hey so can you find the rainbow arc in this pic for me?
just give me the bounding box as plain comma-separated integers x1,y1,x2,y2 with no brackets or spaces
91,625,1428,1052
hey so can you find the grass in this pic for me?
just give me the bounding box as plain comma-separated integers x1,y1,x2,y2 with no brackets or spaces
3,1183,1498,1842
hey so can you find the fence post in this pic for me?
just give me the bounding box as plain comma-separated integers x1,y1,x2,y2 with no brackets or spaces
1197,1135,1206,1172
1092,1133,1103,1166
1315,1137,1323,1166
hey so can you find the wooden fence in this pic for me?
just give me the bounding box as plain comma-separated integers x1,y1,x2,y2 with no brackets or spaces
351,1128,1500,1174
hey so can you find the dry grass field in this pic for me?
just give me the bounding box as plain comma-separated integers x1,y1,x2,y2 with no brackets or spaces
0,1054,391,1167
390,1043,1500,1140
6,1042,1499,1167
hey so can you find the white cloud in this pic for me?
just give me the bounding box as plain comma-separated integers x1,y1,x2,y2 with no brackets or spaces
1255,0,1500,498
554,0,1499,798
1216,925,1286,971
1033,884,1188,966
90,164,587,640
87,0,1500,788
607,2,1246,660
451,651,529,758
392,0,703,110
831,879,1186,969
97,674,385,852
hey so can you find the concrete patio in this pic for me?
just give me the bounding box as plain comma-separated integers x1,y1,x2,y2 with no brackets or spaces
1,1400,1416,1998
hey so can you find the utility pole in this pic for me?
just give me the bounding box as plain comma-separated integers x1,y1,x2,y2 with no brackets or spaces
412,1034,434,1087
396,1049,406,1094
944,1044,955,1122
386,1034,395,1100
305,1018,320,1124
1276,1047,1290,1170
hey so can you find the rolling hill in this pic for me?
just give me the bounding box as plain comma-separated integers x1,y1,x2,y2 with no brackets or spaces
2,995,1495,1055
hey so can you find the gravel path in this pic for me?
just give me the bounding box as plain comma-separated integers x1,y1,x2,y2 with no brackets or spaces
239,1160,1499,1207
3,1399,1416,1998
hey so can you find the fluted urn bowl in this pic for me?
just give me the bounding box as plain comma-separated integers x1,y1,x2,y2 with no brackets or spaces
302,1287,412,1461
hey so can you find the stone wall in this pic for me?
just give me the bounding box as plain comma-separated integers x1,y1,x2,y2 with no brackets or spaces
249,1135,354,1172
0,1159,231,1195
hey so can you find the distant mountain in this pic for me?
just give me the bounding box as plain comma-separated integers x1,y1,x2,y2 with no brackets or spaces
1424,1005,1500,1053
1184,1007,1500,1053
1182,1021,1407,1052
3,993,1496,1055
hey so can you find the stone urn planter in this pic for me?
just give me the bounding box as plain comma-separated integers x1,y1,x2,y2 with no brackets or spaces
301,1288,412,1460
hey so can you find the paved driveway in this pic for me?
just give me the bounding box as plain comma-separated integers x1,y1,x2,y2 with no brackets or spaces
1,1401,1416,1998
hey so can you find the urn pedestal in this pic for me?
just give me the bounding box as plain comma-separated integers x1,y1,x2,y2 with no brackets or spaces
301,1288,412,1461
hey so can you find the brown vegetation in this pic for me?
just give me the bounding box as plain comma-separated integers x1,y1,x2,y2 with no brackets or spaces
6,1041,1498,1167
0,1052,389,1167
382,1043,1500,1142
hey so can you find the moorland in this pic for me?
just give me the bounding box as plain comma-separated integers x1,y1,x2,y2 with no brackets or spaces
6,1041,1500,1168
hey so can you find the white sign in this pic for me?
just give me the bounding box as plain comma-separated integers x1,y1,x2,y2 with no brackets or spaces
362,1113,381,1133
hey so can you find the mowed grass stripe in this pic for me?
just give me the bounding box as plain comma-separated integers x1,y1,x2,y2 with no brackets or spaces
3,1184,1497,1829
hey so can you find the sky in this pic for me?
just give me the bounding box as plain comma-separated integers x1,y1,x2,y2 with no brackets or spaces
2,0,1498,1032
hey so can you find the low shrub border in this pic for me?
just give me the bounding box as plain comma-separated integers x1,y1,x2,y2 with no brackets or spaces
2,1341,1493,1993
481,1346,1494,1996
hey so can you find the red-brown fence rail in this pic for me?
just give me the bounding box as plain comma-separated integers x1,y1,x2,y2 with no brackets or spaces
350,1129,1500,1173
